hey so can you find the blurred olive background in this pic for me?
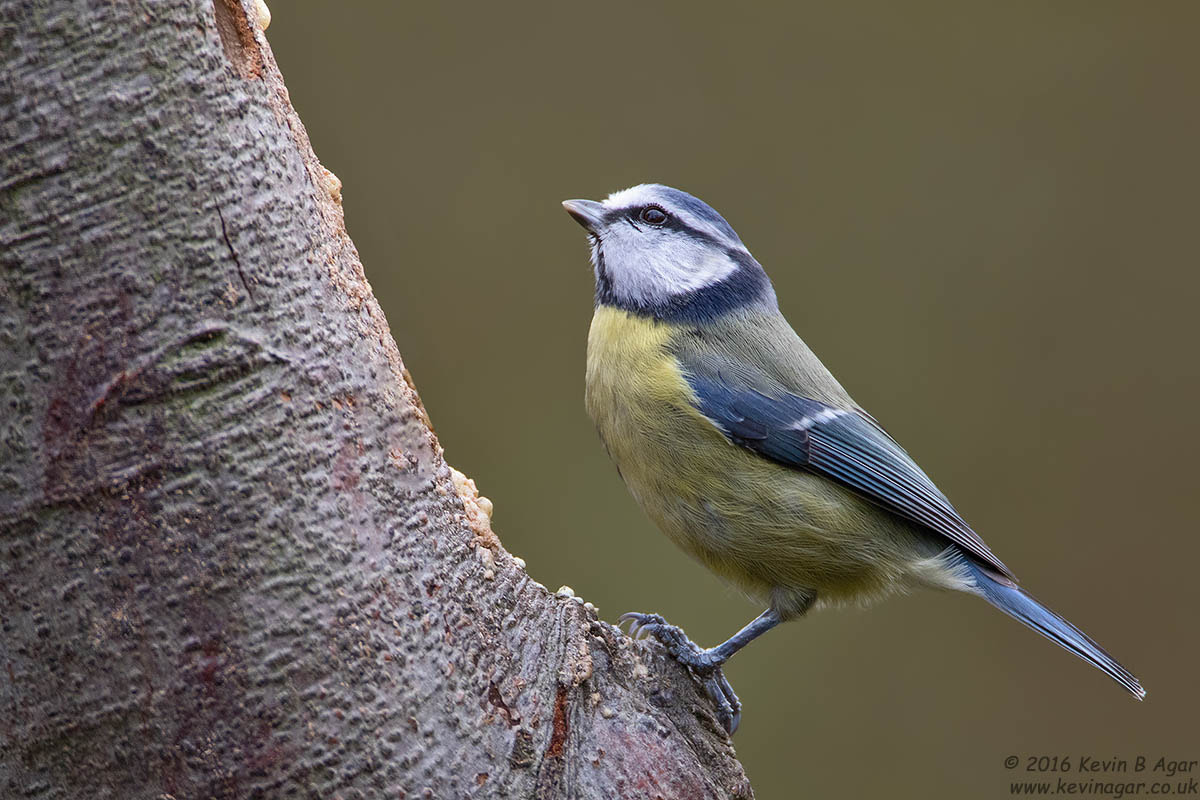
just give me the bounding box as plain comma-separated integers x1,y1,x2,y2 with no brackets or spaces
269,3,1198,797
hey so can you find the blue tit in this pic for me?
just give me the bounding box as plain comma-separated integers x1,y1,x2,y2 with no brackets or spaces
562,184,1144,734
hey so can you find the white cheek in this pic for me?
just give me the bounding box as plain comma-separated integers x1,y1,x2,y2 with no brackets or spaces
655,239,738,292
602,229,738,304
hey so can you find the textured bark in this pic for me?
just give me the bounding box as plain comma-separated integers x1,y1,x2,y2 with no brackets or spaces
0,1,753,798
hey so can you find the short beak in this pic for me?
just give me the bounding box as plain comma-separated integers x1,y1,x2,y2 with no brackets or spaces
562,198,606,234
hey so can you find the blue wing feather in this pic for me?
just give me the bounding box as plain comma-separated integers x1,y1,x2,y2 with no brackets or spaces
686,373,1014,579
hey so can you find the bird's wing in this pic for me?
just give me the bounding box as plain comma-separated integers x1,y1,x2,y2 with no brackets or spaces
683,370,1014,579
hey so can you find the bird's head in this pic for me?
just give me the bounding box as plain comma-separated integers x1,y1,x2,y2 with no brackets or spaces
562,184,776,322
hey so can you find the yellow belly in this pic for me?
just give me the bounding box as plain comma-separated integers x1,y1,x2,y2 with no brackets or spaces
585,306,937,612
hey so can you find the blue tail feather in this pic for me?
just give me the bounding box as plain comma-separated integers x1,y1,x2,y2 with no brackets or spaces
959,557,1145,699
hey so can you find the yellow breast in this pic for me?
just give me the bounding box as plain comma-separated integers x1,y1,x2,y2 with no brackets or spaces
585,306,778,593
586,305,684,428
584,305,708,509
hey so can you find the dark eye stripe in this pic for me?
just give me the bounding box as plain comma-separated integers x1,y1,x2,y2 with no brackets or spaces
602,205,730,251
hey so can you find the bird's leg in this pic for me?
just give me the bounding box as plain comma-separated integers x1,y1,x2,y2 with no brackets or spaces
619,608,782,734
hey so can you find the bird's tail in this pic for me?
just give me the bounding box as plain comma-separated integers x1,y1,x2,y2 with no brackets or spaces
958,556,1145,699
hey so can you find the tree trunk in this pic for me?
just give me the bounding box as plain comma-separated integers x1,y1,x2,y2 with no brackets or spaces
0,1,753,797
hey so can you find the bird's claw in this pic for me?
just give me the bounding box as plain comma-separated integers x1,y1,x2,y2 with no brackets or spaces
619,611,743,734
702,672,742,735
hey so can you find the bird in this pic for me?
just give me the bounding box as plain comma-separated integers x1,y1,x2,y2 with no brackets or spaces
561,183,1144,734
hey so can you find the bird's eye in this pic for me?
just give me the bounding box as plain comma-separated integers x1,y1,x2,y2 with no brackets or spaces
638,205,668,226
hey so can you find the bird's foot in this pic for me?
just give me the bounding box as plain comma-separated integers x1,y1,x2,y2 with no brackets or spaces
619,611,742,734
